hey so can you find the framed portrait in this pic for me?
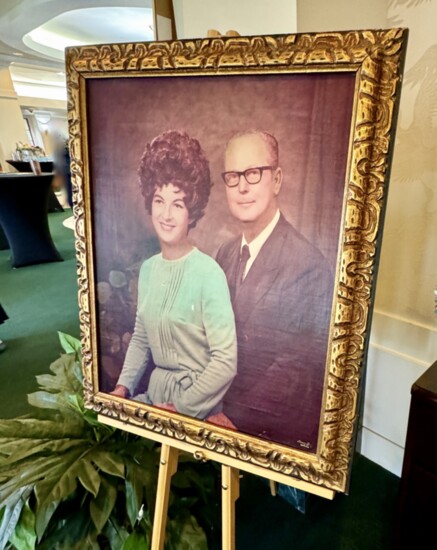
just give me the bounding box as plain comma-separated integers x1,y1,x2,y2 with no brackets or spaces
66,29,407,494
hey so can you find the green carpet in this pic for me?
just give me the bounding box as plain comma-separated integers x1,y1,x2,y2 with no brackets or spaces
229,453,399,549
0,210,80,418
0,211,400,548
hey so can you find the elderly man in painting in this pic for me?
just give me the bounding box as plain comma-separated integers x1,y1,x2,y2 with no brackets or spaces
216,130,334,450
112,130,237,427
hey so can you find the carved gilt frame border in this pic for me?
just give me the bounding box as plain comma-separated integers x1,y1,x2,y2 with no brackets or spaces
66,29,407,493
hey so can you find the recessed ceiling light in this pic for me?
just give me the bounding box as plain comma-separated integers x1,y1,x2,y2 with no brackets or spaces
23,7,154,60
13,82,67,101
27,28,82,52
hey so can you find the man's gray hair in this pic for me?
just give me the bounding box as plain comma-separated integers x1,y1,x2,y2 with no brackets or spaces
226,130,279,167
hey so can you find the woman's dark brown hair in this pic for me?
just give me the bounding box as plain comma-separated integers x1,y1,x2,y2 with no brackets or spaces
138,130,212,229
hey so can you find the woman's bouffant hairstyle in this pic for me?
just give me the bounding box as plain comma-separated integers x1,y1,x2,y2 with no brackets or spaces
138,130,212,229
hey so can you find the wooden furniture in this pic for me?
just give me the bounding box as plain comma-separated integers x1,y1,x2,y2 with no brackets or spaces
397,360,437,548
0,173,63,267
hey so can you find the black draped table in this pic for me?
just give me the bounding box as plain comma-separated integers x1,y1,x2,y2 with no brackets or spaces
6,159,54,173
6,160,63,212
0,223,8,250
0,173,63,268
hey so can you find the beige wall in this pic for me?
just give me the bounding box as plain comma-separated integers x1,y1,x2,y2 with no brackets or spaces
296,1,437,329
0,67,27,169
377,2,437,327
297,0,388,32
173,0,296,38
297,0,437,475
364,0,437,475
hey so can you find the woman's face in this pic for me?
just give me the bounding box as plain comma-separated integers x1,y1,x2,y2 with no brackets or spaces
151,184,191,247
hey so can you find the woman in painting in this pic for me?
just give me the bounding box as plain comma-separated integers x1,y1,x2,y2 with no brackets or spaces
111,130,237,425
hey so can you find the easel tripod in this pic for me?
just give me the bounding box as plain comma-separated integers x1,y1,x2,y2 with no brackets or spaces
100,415,334,550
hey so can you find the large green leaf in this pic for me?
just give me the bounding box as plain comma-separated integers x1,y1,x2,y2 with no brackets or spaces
91,449,125,479
36,503,99,550
2,437,91,465
77,458,101,497
0,486,32,549
0,481,33,511
125,464,144,527
125,448,158,528
27,390,78,414
33,441,130,538
33,447,87,537
58,332,82,360
1,452,82,505
43,352,82,395
175,468,214,504
0,417,84,441
66,393,84,413
82,408,108,431
123,531,150,550
167,515,208,550
8,498,37,550
102,515,130,550
133,447,158,511
125,478,139,528
50,356,83,394
89,477,118,532
34,358,80,393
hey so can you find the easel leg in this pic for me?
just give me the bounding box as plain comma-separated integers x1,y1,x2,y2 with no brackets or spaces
222,465,240,550
151,444,179,550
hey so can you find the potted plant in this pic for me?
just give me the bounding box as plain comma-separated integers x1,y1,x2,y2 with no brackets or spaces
0,334,218,549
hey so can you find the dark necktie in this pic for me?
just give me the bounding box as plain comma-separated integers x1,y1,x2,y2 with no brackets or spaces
236,244,250,290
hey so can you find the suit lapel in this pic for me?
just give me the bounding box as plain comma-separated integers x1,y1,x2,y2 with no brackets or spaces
234,216,288,325
218,238,241,302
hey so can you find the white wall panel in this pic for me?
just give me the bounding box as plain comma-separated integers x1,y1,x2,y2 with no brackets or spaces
173,0,296,39
360,427,404,477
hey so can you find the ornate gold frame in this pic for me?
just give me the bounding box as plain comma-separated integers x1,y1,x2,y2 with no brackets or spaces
66,29,407,494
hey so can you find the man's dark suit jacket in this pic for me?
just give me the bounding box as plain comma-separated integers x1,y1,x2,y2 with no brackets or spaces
216,214,333,450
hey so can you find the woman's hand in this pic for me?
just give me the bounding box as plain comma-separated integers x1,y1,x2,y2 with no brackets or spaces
110,385,129,398
206,412,237,429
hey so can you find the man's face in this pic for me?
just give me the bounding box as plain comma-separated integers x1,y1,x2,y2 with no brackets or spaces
224,134,282,231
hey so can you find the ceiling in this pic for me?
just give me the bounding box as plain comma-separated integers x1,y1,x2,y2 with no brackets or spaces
0,0,155,109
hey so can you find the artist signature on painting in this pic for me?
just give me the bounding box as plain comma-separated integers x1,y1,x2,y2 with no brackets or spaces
297,440,312,449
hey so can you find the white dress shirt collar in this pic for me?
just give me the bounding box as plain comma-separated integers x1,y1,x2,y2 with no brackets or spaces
241,209,280,277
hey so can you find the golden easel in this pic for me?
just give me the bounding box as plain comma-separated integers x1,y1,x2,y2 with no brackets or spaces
99,415,334,550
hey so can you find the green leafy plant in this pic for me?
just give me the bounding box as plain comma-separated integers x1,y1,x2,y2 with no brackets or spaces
0,333,218,549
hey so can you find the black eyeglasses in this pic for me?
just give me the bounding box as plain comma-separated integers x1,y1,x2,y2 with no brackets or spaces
221,166,276,187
